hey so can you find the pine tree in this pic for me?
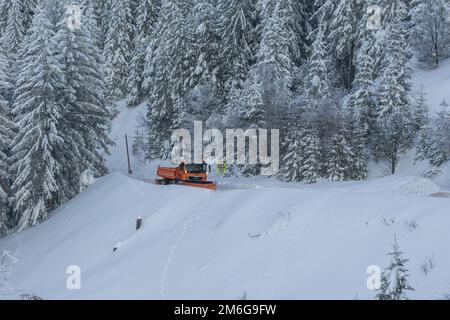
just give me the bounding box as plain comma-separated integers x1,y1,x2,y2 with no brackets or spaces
103,0,134,100
328,0,363,89
42,0,66,28
376,239,415,300
145,0,195,160
304,25,332,100
127,0,160,107
23,0,38,33
10,7,66,230
239,72,265,176
347,51,375,135
356,0,382,73
0,0,8,36
412,86,429,133
166,1,197,98
3,0,25,56
81,0,109,49
417,105,450,168
0,47,13,231
260,0,309,66
326,133,352,181
219,0,259,101
373,16,414,175
311,0,338,33
383,0,411,26
191,1,221,87
282,126,307,182
55,1,113,196
256,0,293,108
343,46,375,181
147,61,175,160
241,73,265,129
301,130,322,184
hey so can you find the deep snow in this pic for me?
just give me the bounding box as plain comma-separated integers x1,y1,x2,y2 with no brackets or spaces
1,61,450,300
411,57,450,114
0,172,449,300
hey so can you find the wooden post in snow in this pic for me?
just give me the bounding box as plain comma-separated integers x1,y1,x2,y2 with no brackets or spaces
125,134,133,175
136,217,143,231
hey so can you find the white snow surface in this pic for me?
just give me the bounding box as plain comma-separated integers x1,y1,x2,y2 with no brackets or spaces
2,62,450,300
411,57,450,114
1,172,449,300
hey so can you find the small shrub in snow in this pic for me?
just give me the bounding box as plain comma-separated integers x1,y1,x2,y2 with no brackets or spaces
419,256,436,276
382,218,397,227
405,220,418,232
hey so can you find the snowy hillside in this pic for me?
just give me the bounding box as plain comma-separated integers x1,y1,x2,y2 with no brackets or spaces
3,0,450,303
4,65,450,299
4,61,450,299
412,58,450,113
1,172,449,300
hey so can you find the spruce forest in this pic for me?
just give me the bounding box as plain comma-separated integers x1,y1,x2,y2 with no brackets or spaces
1,0,450,233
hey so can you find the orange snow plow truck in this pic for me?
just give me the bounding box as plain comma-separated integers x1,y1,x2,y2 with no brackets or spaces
156,162,217,190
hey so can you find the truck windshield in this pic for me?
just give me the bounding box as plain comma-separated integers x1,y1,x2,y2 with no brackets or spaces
186,164,206,173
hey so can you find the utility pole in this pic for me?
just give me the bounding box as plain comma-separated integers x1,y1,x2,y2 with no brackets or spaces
125,134,133,175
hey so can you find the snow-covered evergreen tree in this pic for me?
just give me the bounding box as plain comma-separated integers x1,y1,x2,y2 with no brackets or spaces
55,1,112,196
417,104,450,168
343,44,375,181
376,240,415,300
167,1,198,98
3,0,25,56
146,0,195,160
328,0,363,89
301,130,322,184
281,126,306,182
219,0,259,102
256,0,294,113
240,73,265,129
103,0,134,100
191,1,220,87
348,127,368,181
410,0,450,68
10,6,66,229
311,0,337,32
146,61,175,160
0,0,7,36
127,0,160,107
346,51,375,135
81,0,109,49
326,133,352,181
373,15,414,175
23,0,38,32
0,47,13,229
412,86,429,134
304,25,332,100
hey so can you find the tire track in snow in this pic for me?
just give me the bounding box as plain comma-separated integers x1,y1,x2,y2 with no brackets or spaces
270,188,343,298
127,176,217,299
160,191,218,300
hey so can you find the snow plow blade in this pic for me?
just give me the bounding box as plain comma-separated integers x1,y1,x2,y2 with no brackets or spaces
155,179,217,190
178,180,217,190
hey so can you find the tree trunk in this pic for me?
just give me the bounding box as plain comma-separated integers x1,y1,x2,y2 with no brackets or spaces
391,157,397,175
